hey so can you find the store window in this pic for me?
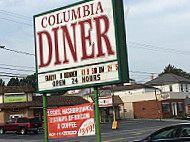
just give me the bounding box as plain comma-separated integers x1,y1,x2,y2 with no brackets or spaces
177,102,183,112
162,102,170,113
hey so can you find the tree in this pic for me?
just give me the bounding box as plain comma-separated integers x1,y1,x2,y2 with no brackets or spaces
20,73,36,91
159,64,190,79
7,77,20,86
0,79,5,86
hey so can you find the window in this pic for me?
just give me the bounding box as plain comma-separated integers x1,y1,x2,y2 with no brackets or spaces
162,102,170,113
181,84,184,92
17,118,29,123
141,106,146,110
186,84,188,92
152,127,178,140
178,102,183,112
180,126,190,137
13,108,19,112
6,118,16,123
169,85,173,92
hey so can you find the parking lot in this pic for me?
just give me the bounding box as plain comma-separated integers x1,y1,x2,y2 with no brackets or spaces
0,119,189,142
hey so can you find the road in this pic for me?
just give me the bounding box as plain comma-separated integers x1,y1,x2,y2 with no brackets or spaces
0,119,188,142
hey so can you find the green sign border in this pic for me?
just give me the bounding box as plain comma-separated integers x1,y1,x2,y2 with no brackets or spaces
33,0,129,93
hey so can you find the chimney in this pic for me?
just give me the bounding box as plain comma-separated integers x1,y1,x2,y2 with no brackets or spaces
151,74,154,80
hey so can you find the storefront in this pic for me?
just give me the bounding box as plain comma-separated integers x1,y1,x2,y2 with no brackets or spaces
91,95,123,123
0,86,89,123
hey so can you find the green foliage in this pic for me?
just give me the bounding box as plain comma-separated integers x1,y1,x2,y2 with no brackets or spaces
7,73,36,91
159,64,190,79
7,78,20,86
20,73,36,91
0,79,5,86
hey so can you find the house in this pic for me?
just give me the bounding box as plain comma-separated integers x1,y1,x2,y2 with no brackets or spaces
105,73,190,119
145,73,190,118
0,86,88,123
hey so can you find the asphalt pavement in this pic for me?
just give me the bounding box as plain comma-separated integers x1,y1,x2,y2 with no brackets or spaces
0,119,189,142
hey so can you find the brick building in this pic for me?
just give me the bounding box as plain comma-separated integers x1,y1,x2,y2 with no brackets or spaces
98,73,190,119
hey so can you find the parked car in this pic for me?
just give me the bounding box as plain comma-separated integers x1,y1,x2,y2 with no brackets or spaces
134,123,190,142
0,117,43,135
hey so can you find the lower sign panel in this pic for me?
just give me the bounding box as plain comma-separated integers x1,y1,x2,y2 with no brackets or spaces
38,61,119,92
47,103,95,139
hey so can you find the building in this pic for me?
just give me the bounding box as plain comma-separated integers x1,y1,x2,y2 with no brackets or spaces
146,73,190,118
103,73,190,119
0,86,88,123
110,84,160,119
65,87,124,123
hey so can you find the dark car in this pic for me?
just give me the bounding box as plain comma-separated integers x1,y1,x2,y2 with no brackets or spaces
135,123,190,142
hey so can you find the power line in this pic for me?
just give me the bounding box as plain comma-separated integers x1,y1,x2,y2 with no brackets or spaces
0,16,32,26
0,74,24,78
0,72,28,77
127,41,190,55
0,66,35,72
0,46,35,56
129,70,158,75
0,72,24,76
0,10,32,21
135,76,151,83
0,63,34,69
0,9,31,20
0,9,32,27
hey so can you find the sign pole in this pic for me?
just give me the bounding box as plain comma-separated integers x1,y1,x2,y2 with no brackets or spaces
43,93,49,142
94,87,101,142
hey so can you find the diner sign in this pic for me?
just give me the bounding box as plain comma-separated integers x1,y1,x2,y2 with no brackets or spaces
34,0,129,93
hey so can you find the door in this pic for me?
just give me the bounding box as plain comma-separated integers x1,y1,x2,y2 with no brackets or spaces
171,102,177,116
4,118,16,131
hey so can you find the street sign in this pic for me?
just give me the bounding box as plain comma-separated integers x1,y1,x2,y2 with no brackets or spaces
47,103,95,139
34,0,129,93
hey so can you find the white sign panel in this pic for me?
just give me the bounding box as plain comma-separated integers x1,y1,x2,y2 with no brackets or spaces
99,97,113,107
34,0,128,92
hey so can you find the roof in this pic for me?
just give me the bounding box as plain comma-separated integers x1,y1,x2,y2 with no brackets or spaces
0,86,35,94
0,96,89,109
145,73,190,86
101,84,156,92
113,95,124,105
64,89,86,96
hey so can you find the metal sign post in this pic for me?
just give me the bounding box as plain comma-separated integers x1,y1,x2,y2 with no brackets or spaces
43,93,48,142
94,87,101,142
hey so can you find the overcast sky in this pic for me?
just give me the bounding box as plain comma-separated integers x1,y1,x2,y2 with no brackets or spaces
0,0,190,84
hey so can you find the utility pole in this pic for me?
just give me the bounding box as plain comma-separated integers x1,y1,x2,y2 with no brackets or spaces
155,89,162,121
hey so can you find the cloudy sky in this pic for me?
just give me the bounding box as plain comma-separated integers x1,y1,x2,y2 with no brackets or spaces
0,0,190,83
